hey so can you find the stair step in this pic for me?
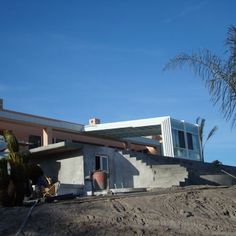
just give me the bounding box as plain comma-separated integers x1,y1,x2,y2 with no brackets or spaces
152,164,183,168
120,151,190,188
158,171,186,178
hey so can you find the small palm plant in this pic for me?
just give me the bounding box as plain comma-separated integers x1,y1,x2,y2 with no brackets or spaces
0,130,30,206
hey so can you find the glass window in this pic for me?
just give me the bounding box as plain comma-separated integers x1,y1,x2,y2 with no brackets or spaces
192,134,200,152
172,129,186,149
185,123,199,134
187,133,193,150
189,150,201,161
102,157,108,172
95,156,101,170
29,135,41,149
174,148,187,158
178,131,185,148
95,155,108,172
171,119,184,130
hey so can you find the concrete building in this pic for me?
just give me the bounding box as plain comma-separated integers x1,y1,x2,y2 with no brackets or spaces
84,117,202,161
1,98,235,195
0,99,202,161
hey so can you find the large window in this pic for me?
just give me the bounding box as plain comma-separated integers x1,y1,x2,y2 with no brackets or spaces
95,155,109,172
173,129,200,160
29,135,41,149
173,129,186,148
171,120,202,161
187,132,193,150
172,129,187,158
187,132,200,152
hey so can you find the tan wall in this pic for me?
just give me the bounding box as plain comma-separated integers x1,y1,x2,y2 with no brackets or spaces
0,120,127,149
0,120,158,152
0,120,43,143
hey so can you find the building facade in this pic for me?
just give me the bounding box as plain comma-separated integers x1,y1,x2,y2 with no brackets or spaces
0,99,202,161
3,99,236,195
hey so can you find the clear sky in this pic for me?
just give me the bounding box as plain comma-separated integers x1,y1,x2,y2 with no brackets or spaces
0,0,235,165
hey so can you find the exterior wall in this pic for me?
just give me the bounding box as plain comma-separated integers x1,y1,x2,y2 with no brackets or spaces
1,117,162,159
31,150,85,195
83,145,154,190
132,151,236,186
31,144,236,196
0,104,202,162
31,145,138,194
0,120,43,146
83,145,136,189
161,117,174,157
0,118,128,150
83,144,236,191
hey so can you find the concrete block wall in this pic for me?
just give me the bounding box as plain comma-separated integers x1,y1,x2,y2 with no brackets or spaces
31,150,85,189
126,151,236,186
33,145,236,196
83,145,140,189
121,152,155,188
151,165,188,187
122,151,189,188
83,146,190,190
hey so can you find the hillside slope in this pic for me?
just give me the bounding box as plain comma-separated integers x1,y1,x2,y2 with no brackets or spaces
1,185,236,235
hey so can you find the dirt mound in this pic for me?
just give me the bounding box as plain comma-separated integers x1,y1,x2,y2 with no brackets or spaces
1,185,236,235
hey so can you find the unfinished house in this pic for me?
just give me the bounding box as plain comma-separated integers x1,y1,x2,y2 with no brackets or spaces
1,99,236,195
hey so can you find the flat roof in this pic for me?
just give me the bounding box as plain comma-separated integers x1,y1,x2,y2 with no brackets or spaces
83,117,169,138
30,141,82,157
0,109,83,132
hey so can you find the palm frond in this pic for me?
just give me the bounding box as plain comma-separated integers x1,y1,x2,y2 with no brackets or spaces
205,126,218,143
164,26,236,127
3,130,19,153
226,25,236,66
196,117,205,144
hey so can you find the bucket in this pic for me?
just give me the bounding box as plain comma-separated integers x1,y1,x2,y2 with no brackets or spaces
91,170,107,190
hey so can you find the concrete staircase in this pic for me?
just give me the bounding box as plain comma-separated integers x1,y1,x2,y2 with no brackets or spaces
119,151,189,188
151,164,188,188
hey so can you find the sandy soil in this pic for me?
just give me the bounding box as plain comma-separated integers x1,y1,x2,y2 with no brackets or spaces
1,185,236,236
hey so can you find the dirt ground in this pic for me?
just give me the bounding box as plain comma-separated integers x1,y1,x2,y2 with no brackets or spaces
1,185,236,236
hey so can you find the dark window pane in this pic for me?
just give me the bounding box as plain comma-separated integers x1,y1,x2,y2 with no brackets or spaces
178,131,185,148
29,135,41,149
52,138,65,143
187,133,193,150
95,156,100,170
102,157,108,172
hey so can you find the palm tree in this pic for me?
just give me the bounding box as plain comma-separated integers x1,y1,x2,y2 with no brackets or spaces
196,117,218,161
164,26,236,127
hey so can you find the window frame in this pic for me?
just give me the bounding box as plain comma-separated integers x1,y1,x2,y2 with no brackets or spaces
187,132,194,150
95,155,109,172
172,129,186,149
28,135,42,149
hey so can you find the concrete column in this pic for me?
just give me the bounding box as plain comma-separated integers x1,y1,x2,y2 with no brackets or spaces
43,127,52,146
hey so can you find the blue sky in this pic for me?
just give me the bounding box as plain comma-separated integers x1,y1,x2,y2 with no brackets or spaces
0,0,235,165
